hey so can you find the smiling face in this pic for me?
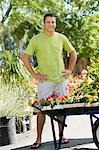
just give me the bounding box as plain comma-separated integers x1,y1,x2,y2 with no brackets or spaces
43,16,56,35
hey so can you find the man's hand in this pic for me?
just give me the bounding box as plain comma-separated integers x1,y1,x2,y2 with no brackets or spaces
34,73,47,81
62,69,72,78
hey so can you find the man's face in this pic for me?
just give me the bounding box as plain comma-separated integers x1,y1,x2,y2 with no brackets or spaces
44,16,56,33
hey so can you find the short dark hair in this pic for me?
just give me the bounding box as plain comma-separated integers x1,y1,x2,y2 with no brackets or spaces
43,13,56,22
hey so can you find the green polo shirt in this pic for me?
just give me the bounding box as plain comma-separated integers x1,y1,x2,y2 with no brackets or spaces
24,32,75,82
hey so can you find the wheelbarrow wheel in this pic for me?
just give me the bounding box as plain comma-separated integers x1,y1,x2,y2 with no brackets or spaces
93,119,99,149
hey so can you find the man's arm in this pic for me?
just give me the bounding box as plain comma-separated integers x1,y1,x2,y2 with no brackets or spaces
62,50,77,78
68,50,77,73
21,53,47,81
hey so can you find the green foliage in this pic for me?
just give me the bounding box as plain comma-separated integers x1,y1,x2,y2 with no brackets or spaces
0,82,30,118
88,58,99,80
0,0,98,59
56,1,99,58
88,58,99,93
0,49,36,118
74,59,99,103
40,100,51,107
0,50,30,84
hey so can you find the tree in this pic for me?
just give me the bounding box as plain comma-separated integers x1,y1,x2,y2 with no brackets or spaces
0,0,43,50
56,0,98,58
0,0,98,67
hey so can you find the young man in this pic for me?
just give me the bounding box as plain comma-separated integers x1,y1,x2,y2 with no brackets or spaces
22,13,77,149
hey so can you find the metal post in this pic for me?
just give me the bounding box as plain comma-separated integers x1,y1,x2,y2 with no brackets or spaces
90,114,94,138
50,117,57,149
58,115,66,149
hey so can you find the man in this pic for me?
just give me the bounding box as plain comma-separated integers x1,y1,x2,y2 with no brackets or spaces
22,13,77,149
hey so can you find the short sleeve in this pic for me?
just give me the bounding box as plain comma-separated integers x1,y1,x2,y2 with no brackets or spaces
62,35,75,53
24,37,37,56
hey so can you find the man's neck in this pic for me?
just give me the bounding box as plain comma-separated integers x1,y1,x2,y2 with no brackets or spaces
43,30,55,37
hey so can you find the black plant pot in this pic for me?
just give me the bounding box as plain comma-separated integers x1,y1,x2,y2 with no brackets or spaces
0,117,16,146
16,116,31,134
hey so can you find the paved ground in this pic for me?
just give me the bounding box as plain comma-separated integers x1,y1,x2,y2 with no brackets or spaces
0,115,98,150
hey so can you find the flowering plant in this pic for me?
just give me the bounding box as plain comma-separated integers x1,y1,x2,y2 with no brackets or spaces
67,59,99,104
32,59,99,109
32,95,68,109
44,95,68,106
0,77,33,118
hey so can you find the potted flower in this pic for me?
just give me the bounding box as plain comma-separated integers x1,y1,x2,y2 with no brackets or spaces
0,79,33,146
32,95,68,110
0,50,37,145
67,58,99,106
